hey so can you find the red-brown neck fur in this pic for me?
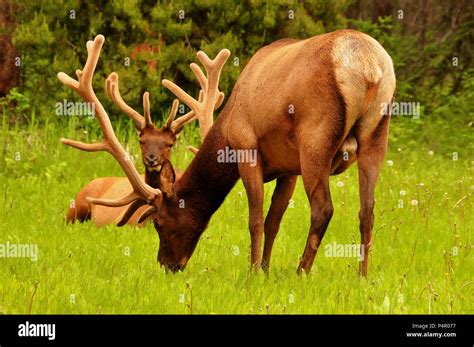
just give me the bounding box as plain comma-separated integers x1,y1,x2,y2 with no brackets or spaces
174,115,240,228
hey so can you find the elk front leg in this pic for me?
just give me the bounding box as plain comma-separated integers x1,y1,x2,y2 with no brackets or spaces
262,175,297,272
238,155,265,269
356,116,389,277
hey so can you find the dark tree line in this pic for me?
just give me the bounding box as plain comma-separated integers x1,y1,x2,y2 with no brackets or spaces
0,0,472,152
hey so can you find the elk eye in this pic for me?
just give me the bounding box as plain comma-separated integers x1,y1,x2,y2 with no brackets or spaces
139,140,144,145
156,217,164,228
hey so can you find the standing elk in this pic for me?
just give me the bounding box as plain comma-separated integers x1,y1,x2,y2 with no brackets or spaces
66,49,229,226
58,30,395,276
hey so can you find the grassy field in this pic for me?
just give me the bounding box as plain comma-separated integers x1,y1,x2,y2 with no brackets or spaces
0,115,472,314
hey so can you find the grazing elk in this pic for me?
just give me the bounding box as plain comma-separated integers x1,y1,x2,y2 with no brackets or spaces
66,49,229,226
59,31,395,276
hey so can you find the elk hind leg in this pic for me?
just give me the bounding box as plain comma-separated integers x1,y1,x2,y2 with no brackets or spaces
356,115,390,276
297,136,335,274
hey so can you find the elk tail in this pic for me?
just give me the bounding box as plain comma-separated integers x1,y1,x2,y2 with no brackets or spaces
363,56,383,114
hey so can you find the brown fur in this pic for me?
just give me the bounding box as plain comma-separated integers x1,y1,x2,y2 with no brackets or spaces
66,124,179,226
142,30,395,275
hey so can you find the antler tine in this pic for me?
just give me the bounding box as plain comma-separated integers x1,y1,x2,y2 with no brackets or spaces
215,91,225,109
105,72,145,130
164,99,180,129
169,90,203,133
190,62,207,91
187,146,199,154
143,92,153,128
57,35,160,207
162,79,200,114
170,110,196,133
162,48,230,140
193,49,230,138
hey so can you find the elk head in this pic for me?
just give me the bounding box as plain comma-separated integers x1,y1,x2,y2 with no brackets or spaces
58,35,230,271
104,73,196,182
145,159,202,271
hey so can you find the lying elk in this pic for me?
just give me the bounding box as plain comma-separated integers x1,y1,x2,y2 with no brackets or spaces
59,31,395,276
66,50,229,226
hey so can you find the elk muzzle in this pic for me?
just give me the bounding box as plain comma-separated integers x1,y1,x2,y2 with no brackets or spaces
144,154,162,172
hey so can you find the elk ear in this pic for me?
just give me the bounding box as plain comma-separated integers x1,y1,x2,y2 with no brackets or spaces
159,159,175,197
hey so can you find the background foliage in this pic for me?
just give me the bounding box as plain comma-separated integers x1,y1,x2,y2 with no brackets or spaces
1,0,472,158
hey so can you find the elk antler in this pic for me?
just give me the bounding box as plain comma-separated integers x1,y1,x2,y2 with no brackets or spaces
105,72,154,130
164,97,201,134
106,71,197,133
57,35,160,209
162,49,230,140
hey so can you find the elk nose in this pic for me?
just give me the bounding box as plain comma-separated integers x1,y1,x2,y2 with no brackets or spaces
145,154,158,164
169,264,184,273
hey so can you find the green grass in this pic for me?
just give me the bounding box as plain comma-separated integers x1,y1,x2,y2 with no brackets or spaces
0,117,472,314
